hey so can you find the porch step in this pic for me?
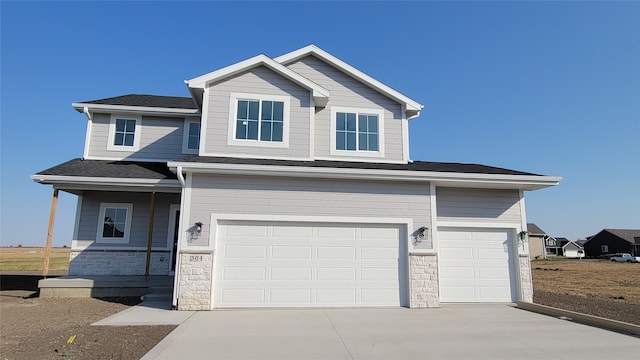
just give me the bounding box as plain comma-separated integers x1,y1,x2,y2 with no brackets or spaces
142,293,172,302
147,286,173,294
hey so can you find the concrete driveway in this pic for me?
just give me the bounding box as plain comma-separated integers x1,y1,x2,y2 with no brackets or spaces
142,305,639,360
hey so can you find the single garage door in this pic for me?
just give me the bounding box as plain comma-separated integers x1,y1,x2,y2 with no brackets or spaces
438,227,517,302
213,221,406,308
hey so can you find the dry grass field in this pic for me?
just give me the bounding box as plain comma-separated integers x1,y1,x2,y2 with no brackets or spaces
532,258,640,304
0,246,70,272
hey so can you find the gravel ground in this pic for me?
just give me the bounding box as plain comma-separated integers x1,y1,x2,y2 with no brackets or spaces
0,274,175,360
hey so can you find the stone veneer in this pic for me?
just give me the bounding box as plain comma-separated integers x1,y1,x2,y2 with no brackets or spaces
409,253,439,308
68,250,170,275
518,254,533,302
177,250,213,310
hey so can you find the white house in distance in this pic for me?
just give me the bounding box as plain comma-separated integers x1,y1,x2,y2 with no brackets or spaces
32,45,561,310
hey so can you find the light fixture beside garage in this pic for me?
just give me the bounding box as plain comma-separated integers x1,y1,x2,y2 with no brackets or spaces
195,222,203,233
413,226,429,244
518,231,528,241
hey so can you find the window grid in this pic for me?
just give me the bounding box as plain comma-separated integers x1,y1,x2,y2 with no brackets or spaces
114,119,136,146
236,99,284,142
102,207,127,238
336,112,379,152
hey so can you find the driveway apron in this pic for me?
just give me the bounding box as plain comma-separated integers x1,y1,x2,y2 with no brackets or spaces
141,305,640,360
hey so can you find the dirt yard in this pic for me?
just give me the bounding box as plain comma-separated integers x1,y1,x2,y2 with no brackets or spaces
531,258,640,325
0,273,175,360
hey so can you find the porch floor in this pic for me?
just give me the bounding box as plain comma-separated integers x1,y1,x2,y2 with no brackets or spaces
38,275,174,298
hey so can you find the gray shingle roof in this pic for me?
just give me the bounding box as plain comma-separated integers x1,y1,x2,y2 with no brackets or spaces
77,94,197,109
35,159,177,180
527,223,546,235
602,229,640,244
174,156,541,176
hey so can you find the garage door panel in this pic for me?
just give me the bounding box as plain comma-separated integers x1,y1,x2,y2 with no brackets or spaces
270,267,312,281
361,247,398,260
316,289,357,304
317,246,357,260
271,246,312,259
214,221,405,308
317,267,356,281
439,228,516,303
224,245,267,259
223,267,266,281
270,289,312,304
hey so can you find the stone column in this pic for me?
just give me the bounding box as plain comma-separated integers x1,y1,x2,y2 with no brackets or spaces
409,253,440,308
177,250,213,310
518,254,533,303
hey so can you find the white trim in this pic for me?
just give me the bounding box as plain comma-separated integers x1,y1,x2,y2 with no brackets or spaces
430,183,438,251
70,245,171,251
173,173,192,307
107,114,142,152
168,161,562,191
31,175,181,188
198,152,313,162
167,204,180,275
199,87,210,156
72,103,199,116
186,54,329,106
309,93,315,159
96,203,134,244
83,115,92,159
71,195,83,248
182,119,201,154
518,190,529,255
401,104,410,163
227,93,290,148
274,45,422,114
330,106,385,158
80,155,171,162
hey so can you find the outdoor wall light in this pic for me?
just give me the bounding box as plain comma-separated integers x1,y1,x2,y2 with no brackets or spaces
195,222,203,233
518,231,528,241
412,226,429,244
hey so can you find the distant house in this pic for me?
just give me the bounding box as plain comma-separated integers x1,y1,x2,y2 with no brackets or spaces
583,229,640,258
527,223,547,259
562,241,585,259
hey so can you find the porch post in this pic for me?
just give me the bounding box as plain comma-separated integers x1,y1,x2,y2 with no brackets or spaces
42,189,59,277
145,192,156,278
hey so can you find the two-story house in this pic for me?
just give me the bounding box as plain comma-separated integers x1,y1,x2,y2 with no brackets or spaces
33,45,561,310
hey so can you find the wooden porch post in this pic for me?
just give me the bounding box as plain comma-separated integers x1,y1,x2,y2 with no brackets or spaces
42,189,59,277
145,192,156,278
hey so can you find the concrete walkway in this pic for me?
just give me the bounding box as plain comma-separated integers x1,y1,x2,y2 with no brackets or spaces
141,305,640,360
93,300,195,326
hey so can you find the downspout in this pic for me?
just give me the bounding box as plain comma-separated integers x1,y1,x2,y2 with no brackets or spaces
172,166,186,309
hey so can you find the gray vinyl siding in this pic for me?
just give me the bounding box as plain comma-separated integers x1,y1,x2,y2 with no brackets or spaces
285,56,405,162
436,188,522,224
186,174,432,249
204,66,311,159
87,113,195,160
74,191,180,249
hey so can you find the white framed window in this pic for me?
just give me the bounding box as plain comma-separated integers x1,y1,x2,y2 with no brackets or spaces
107,114,141,151
96,203,133,244
182,120,201,154
228,92,290,148
330,107,384,158
601,245,609,253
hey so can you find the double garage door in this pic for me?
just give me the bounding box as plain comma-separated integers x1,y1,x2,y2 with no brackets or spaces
213,221,407,308
438,227,517,303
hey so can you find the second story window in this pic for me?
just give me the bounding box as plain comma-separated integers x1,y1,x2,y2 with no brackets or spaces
236,99,284,142
331,107,384,157
108,114,141,151
183,120,201,153
229,93,290,148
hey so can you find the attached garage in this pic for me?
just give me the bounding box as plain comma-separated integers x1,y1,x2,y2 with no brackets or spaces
438,227,517,303
213,221,408,308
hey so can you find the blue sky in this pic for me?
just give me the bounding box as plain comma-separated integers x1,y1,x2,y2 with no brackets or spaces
1,1,638,247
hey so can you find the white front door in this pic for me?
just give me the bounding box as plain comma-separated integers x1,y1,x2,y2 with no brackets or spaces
438,227,517,302
213,221,406,308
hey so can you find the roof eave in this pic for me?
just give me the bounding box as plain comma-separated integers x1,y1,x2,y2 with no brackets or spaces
72,103,200,116
168,161,561,191
31,174,182,192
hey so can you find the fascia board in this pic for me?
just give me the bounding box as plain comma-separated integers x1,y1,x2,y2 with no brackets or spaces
186,54,330,101
72,103,199,116
167,161,562,190
31,174,182,188
274,45,423,112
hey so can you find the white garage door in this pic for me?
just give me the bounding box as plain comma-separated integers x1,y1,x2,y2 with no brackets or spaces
438,227,517,302
213,221,406,308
